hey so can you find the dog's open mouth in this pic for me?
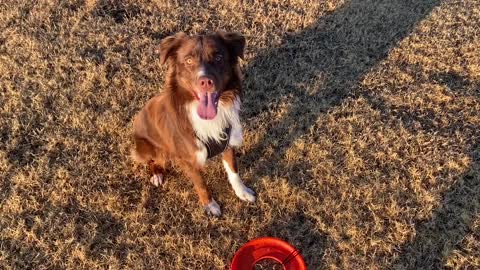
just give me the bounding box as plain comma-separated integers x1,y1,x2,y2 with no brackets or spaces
195,91,219,120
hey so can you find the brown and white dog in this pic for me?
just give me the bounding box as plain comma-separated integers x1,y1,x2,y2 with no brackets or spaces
131,32,255,216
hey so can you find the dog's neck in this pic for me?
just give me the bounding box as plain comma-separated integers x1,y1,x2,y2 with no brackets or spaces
187,97,241,144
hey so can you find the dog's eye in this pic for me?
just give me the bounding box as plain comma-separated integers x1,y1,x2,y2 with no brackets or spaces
215,54,223,62
185,58,193,65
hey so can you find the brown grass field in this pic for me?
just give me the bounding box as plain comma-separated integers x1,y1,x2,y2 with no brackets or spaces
1,0,479,269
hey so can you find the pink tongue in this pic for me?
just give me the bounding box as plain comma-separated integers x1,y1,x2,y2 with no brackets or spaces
197,92,218,120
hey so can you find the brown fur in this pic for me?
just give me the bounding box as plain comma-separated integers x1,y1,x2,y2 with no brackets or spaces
132,32,245,209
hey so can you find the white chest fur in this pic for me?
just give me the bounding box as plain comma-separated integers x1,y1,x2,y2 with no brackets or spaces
188,97,243,146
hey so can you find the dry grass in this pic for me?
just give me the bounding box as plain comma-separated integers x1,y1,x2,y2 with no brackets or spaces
1,0,479,269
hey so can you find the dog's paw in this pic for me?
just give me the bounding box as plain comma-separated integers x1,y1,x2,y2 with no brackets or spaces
235,186,256,203
204,199,221,216
228,132,243,147
149,174,163,187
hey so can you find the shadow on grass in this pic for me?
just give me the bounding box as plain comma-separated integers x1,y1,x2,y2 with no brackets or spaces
0,236,58,269
261,212,328,269
241,0,441,267
0,199,128,268
243,0,441,173
392,149,479,269
357,66,480,268
379,72,480,269
65,199,130,265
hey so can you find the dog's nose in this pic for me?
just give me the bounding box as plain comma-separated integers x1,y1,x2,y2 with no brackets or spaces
198,76,214,92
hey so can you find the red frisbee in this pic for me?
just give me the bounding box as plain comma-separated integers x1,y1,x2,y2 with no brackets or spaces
231,237,307,270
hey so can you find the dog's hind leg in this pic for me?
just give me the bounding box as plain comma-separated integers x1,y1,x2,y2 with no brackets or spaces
148,159,165,187
132,136,166,186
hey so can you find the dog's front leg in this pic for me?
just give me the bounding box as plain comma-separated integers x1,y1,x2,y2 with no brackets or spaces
222,148,256,202
180,164,221,216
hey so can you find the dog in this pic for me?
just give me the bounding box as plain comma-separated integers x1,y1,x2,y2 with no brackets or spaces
131,32,255,216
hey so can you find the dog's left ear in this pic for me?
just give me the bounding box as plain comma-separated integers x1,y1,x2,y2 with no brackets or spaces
158,32,187,65
218,32,245,61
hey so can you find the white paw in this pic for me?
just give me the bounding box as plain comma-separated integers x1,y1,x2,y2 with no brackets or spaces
149,174,163,187
228,132,243,147
204,199,221,216
234,186,256,203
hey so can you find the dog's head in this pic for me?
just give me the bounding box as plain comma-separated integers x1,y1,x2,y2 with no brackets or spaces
159,32,245,120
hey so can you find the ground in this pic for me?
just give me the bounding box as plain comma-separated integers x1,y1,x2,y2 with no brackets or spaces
1,0,479,269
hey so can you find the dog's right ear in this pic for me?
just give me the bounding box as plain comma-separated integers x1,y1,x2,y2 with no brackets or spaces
158,32,186,65
217,32,245,61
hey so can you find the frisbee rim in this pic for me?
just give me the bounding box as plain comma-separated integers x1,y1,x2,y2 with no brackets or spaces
230,237,307,270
